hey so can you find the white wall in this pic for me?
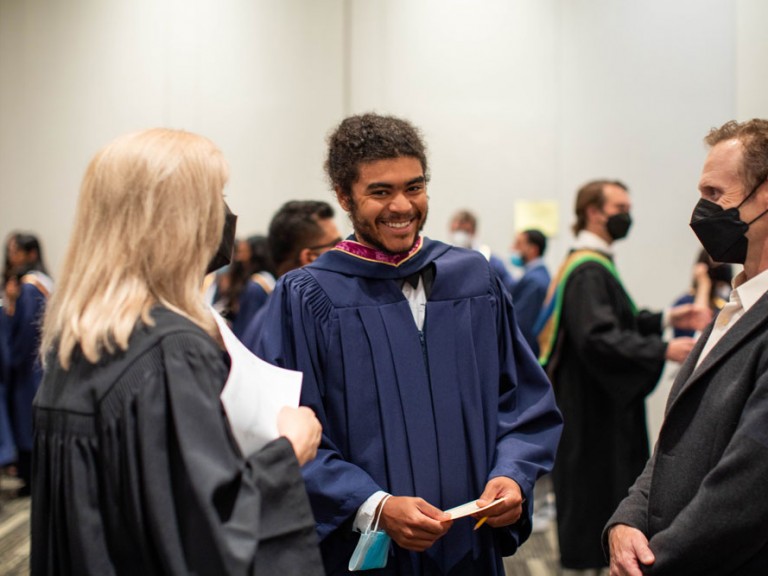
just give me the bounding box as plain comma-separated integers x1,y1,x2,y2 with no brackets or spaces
347,0,559,258
344,0,740,312
737,0,768,120
559,0,736,309
2,0,768,456
0,0,345,273
1,0,759,300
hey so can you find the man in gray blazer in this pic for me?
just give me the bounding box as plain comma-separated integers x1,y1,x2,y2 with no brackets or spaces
605,118,768,575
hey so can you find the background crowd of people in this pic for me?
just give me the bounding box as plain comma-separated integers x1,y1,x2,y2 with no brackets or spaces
4,116,768,576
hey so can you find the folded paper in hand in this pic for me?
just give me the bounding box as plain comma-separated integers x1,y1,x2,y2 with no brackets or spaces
442,497,506,520
212,308,302,456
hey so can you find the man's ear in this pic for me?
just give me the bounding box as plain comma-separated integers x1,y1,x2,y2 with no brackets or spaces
586,204,603,225
298,247,315,266
335,186,351,212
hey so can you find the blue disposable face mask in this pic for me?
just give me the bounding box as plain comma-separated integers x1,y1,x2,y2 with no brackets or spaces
509,252,525,268
349,495,392,571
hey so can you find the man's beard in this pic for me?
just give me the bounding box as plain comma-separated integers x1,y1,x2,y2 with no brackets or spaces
348,200,428,255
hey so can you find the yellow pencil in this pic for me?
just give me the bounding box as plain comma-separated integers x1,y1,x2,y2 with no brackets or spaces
473,516,488,531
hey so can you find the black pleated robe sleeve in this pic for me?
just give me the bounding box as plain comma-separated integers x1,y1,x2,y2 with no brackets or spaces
31,309,322,576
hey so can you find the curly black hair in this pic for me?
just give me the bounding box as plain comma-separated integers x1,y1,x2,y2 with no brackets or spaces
325,113,429,201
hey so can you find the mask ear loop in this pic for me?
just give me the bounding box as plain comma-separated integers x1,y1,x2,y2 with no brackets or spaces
746,208,768,226
372,494,393,532
736,180,768,225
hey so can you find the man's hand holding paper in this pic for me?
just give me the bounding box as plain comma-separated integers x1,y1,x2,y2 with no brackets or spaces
473,476,525,528
378,496,452,552
376,476,523,552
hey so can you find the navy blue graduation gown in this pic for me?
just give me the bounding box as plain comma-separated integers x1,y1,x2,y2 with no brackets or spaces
256,238,562,575
0,307,16,465
1,279,48,453
231,279,269,341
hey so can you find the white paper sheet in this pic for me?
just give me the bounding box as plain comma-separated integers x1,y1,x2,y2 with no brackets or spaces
442,497,506,520
212,308,302,456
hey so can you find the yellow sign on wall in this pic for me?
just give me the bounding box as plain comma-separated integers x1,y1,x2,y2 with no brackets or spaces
513,200,560,238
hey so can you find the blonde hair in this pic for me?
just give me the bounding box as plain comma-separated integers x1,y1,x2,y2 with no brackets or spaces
42,128,229,369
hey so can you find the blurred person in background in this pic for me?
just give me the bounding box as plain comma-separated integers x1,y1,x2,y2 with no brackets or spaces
671,249,733,338
31,128,323,575
204,230,278,342
449,209,517,294
509,228,550,356
241,200,340,350
242,234,277,294
0,232,53,496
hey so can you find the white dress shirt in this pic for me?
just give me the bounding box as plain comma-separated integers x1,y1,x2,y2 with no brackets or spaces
696,268,768,367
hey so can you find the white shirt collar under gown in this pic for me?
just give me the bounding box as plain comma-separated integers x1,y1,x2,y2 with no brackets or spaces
573,230,613,256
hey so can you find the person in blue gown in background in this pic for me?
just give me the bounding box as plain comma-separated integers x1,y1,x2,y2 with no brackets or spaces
255,113,563,575
0,271,15,471
1,233,53,494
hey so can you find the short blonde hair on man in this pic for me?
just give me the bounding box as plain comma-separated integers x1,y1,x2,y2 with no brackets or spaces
42,128,229,369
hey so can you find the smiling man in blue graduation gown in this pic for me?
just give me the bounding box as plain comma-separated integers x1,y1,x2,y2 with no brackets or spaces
255,113,562,575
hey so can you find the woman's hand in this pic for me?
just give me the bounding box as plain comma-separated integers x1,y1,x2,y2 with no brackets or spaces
277,406,322,466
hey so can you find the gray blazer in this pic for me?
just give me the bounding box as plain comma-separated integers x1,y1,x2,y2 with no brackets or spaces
605,294,768,575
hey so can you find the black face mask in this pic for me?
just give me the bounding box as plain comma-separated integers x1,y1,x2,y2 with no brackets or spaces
606,212,632,240
689,186,768,264
206,202,238,274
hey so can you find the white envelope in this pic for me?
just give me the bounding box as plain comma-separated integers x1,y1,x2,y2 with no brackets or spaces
212,308,302,457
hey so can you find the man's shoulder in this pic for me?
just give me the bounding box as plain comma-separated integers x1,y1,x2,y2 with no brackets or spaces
560,251,614,280
437,242,492,267
518,267,549,291
526,262,551,281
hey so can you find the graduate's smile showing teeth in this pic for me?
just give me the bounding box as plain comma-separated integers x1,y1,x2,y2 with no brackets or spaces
383,219,414,230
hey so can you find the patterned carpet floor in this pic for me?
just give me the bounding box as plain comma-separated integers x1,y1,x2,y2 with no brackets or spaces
0,473,30,576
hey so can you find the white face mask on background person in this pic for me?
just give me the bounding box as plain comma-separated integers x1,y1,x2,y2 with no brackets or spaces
450,230,473,248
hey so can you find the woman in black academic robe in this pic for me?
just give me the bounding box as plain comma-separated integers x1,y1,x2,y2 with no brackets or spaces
31,128,323,576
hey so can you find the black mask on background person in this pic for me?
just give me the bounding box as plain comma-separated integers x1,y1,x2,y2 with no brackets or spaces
689,184,768,264
606,212,632,240
206,203,238,274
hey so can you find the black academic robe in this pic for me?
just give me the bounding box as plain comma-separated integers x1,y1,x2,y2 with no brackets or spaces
256,237,563,576
31,307,322,576
546,259,666,569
